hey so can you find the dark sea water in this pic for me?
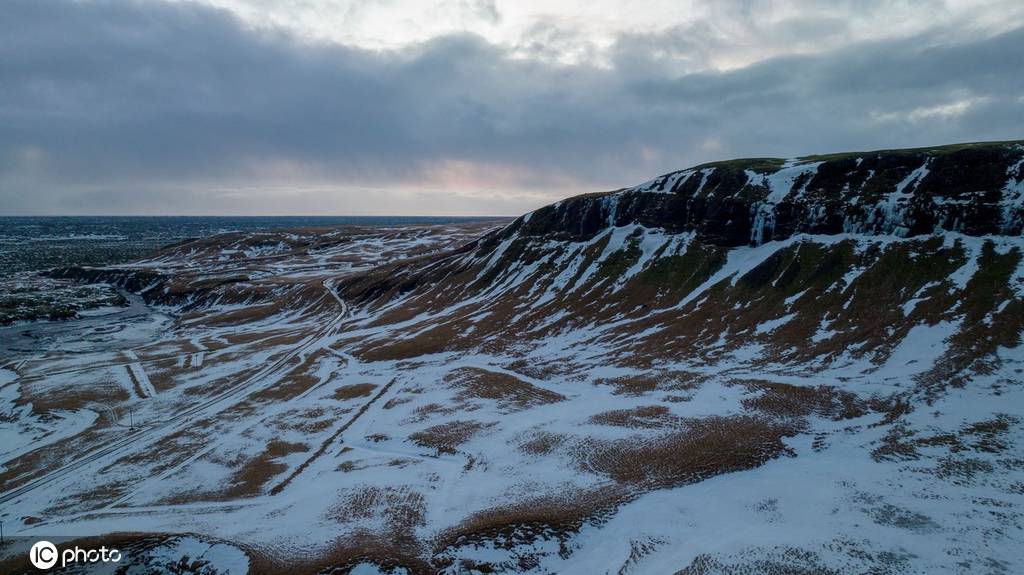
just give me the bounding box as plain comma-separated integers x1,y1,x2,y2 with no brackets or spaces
0,216,499,275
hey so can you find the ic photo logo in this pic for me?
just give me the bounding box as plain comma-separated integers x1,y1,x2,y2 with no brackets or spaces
29,541,57,570
29,540,122,570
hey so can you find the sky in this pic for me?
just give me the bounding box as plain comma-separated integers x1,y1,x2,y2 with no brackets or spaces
2,0,1023,216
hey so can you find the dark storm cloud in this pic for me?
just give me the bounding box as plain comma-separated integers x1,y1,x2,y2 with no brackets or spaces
1,0,1022,214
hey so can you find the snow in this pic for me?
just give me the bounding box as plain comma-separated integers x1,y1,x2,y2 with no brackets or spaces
1000,152,1024,232
901,281,940,316
632,168,709,195
754,312,797,334
944,235,982,289
77,306,127,318
895,159,931,195
747,161,823,245
810,317,838,343
0,408,98,471
783,288,809,307
126,358,157,397
884,319,960,377
138,536,249,575
3,212,1024,574
350,564,408,575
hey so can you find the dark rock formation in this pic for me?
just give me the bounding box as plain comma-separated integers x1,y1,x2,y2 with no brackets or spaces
506,141,1024,246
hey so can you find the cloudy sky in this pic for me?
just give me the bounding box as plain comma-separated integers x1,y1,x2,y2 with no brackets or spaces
2,0,1023,215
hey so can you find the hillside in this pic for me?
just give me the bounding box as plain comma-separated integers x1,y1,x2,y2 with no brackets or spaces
324,140,1024,571
2,141,1024,574
337,141,1024,376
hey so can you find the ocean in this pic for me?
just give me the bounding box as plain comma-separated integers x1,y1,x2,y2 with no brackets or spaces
0,216,502,275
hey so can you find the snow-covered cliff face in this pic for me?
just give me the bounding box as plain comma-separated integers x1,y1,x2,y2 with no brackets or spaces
509,141,1024,246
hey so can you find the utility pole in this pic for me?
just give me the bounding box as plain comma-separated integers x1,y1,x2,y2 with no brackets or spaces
129,407,134,431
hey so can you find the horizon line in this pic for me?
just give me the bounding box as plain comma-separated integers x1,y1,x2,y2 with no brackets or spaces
0,214,517,219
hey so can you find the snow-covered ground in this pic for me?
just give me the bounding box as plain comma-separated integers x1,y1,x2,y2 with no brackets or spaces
1,214,1022,574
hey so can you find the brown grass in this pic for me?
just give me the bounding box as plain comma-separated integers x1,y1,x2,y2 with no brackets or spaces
383,395,413,409
518,431,569,456
445,367,566,411
327,485,426,533
249,531,433,575
578,415,797,488
334,383,377,400
433,485,626,559
736,380,867,421
123,364,147,398
872,414,1017,462
270,378,399,495
19,374,129,414
589,405,683,429
130,339,200,360
663,394,693,403
191,301,291,329
110,427,211,474
223,440,309,498
594,371,707,396
157,440,309,504
876,411,1019,460
432,480,622,568
42,478,135,515
871,424,919,462
502,358,582,381
356,322,464,361
248,349,334,403
269,406,349,434
406,402,459,423
256,329,316,349
409,420,491,455
175,365,264,402
0,422,123,493
144,358,189,392
676,547,839,575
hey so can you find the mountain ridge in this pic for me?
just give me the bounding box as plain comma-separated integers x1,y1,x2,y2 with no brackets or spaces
508,140,1024,246
333,140,1024,390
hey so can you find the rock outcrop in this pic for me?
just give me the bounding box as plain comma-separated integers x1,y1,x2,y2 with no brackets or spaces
509,141,1024,246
